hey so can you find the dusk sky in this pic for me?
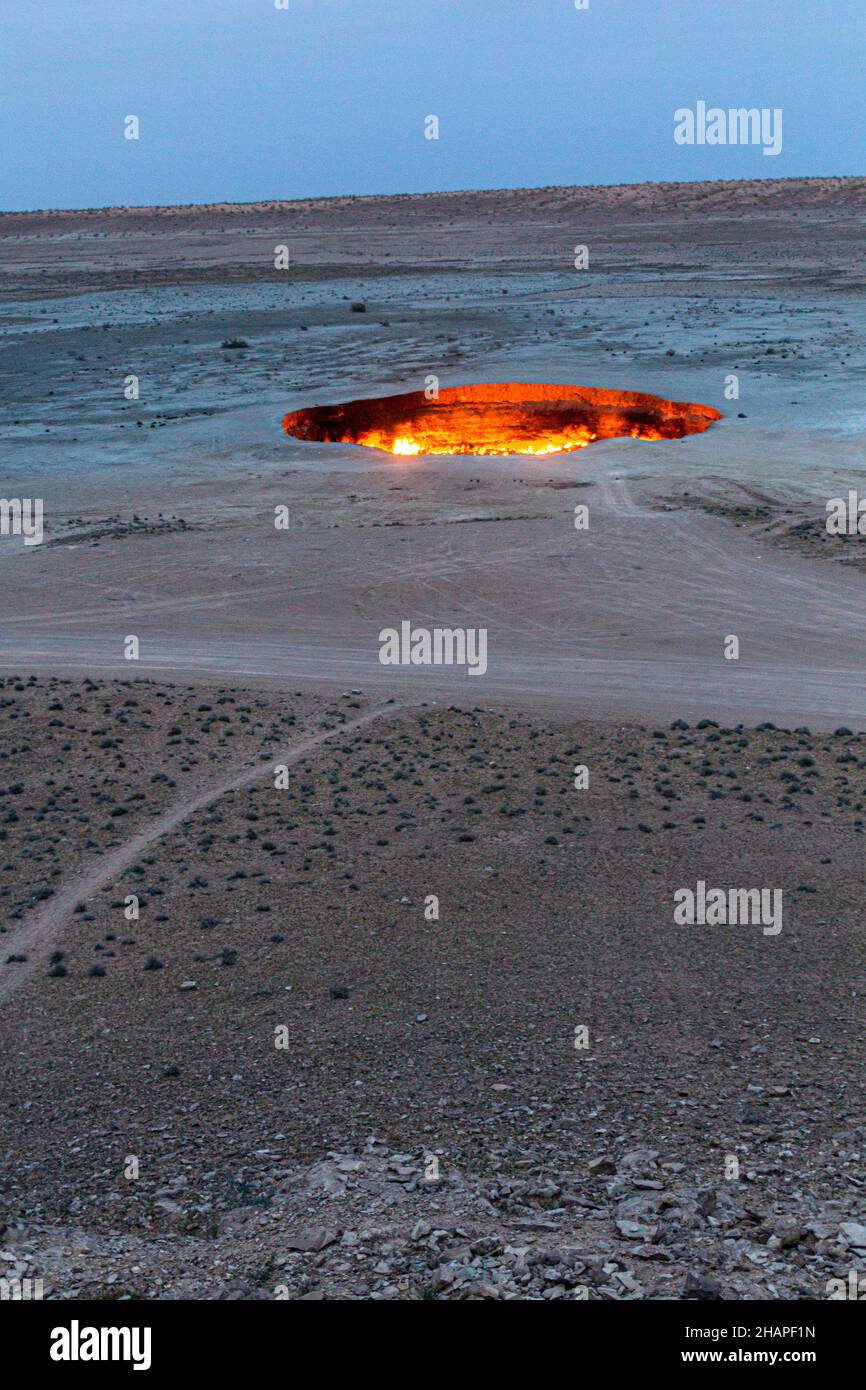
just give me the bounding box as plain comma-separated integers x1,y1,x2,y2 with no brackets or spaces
1,0,863,211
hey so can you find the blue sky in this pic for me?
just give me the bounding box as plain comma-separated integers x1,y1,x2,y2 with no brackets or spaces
1,0,862,210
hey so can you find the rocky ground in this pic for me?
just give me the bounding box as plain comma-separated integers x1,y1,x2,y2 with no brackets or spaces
4,1143,866,1302
0,680,863,1299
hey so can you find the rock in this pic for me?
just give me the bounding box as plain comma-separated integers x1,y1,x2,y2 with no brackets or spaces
616,1219,657,1241
736,1099,768,1126
682,1271,723,1300
617,1191,665,1220
618,1149,660,1174
696,1188,717,1217
588,1156,617,1176
305,1161,346,1193
768,1218,803,1249
284,1228,339,1253
839,1222,866,1250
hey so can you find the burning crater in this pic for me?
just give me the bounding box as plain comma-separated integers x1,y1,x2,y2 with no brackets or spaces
282,382,722,457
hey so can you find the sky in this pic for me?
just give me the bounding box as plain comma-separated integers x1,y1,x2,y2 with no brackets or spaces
1,0,863,211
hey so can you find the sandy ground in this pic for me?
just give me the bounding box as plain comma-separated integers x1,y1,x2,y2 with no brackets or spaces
0,179,864,1299
2,178,866,724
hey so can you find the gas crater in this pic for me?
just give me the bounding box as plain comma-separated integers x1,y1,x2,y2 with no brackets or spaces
282,381,723,457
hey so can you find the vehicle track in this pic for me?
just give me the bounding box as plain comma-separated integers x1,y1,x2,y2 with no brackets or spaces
0,701,402,1005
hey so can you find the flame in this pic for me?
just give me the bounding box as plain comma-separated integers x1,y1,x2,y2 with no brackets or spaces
391,436,423,455
282,382,723,457
375,429,597,457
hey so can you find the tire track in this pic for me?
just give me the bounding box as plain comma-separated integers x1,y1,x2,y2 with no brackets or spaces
0,701,402,1005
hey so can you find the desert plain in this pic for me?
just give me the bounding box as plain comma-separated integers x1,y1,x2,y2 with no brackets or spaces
0,176,864,1299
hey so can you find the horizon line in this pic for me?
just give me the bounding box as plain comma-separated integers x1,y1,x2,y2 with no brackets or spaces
1,171,863,219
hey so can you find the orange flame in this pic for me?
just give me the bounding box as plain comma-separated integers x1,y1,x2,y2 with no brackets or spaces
371,429,597,456
283,383,722,457
390,436,423,455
